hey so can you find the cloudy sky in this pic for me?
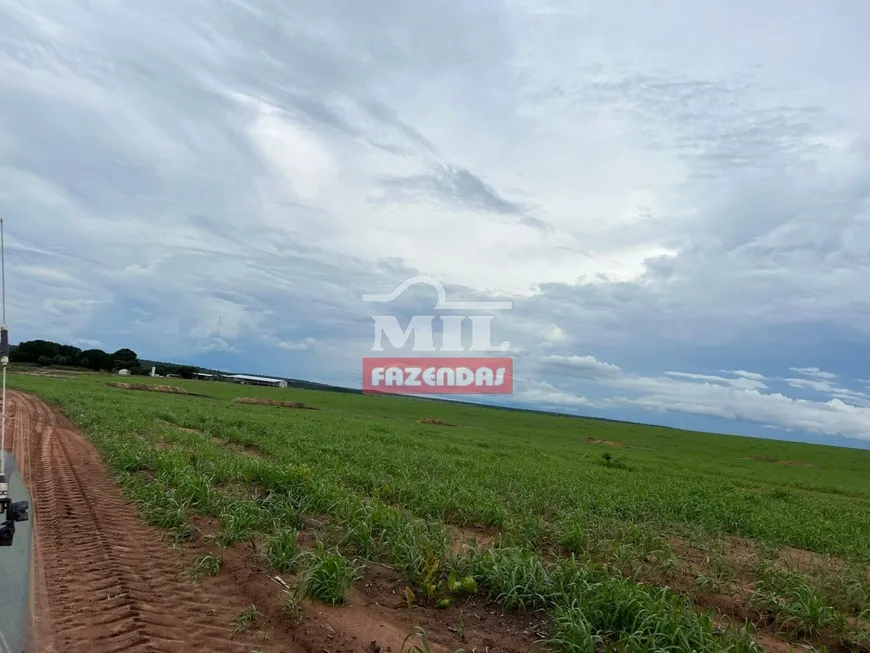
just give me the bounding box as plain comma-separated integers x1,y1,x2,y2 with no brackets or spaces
2,0,870,447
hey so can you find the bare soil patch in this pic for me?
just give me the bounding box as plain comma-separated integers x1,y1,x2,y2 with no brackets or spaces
107,382,191,395
156,418,205,437
664,534,869,652
232,397,316,409
584,437,624,448
187,516,545,653
747,455,819,468
417,418,454,426
158,419,267,460
18,367,88,378
19,372,73,380
668,533,854,577
447,524,499,555
223,441,266,460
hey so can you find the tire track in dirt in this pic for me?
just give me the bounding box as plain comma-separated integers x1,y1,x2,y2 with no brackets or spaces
9,391,281,653
7,391,53,653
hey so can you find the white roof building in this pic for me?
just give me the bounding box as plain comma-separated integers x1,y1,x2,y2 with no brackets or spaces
226,374,288,388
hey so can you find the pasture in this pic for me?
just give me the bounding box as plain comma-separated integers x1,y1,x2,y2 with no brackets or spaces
10,371,870,652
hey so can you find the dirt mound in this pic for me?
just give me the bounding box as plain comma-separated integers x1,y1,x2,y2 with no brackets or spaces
19,367,89,377
584,437,624,448
417,418,453,426
107,382,189,394
748,455,817,468
232,397,316,409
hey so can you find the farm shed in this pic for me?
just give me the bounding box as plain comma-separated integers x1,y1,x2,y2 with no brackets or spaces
117,369,131,376
226,374,288,388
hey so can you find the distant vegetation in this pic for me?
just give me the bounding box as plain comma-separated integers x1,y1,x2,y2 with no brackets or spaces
12,338,376,393
12,339,141,372
12,339,199,378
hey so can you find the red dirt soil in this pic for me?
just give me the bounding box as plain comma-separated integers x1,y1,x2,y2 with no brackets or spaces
583,437,623,448
747,455,819,468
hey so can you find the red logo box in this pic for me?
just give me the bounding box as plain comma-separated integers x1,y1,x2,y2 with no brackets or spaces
363,357,513,394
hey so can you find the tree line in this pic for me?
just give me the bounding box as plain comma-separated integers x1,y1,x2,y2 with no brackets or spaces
11,339,199,378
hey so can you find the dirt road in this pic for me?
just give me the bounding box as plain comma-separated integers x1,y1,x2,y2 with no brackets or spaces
6,391,274,653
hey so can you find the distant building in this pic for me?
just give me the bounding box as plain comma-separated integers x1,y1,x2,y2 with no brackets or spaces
194,372,215,380
226,374,288,388
118,369,131,376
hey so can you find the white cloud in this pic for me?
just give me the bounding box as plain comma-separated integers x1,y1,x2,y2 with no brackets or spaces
198,338,240,355
663,371,768,391
72,338,105,349
527,356,870,440
246,101,337,202
544,326,568,345
262,335,318,352
727,370,767,382
538,355,624,379
790,367,839,381
786,377,837,393
515,379,589,408
613,390,870,441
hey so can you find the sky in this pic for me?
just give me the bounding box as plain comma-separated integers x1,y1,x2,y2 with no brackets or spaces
2,0,870,448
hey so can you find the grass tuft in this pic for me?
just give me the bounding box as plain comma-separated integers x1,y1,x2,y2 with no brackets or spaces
298,543,362,606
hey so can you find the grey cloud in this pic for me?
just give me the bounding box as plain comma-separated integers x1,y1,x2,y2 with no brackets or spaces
378,164,549,230
272,92,358,136
357,98,440,156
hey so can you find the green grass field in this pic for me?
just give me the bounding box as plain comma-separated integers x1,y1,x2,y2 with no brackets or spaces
12,371,870,651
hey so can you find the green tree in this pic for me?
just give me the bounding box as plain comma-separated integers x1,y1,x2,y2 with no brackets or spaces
110,347,139,371
79,349,111,371
177,365,197,380
57,344,82,360
11,340,60,363
112,348,138,362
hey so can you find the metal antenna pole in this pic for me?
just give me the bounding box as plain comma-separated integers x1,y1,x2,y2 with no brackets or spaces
0,219,27,550
1,216,7,477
